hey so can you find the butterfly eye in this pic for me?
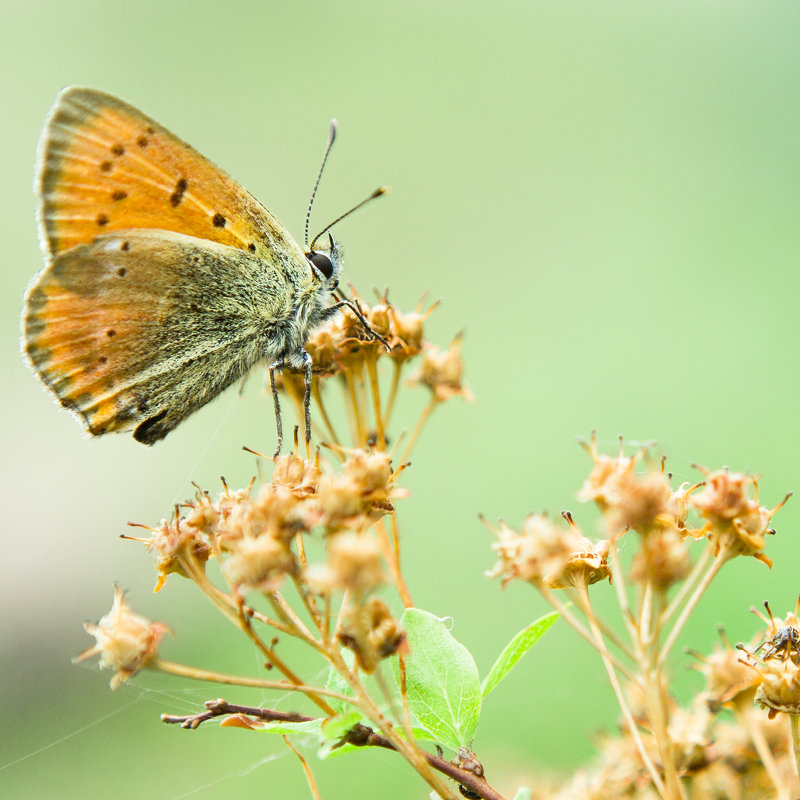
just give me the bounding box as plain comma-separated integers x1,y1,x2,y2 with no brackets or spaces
308,251,334,280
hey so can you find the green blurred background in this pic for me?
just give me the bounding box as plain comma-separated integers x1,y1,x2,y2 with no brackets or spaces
4,0,800,797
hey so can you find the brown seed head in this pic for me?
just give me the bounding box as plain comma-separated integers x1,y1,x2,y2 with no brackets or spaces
316,447,407,527
629,527,690,589
222,533,296,592
183,490,220,533
407,335,473,403
578,436,679,534
271,446,322,496
690,468,782,566
486,513,610,590
144,516,212,592
73,586,169,690
694,636,761,712
307,531,386,594
337,596,406,672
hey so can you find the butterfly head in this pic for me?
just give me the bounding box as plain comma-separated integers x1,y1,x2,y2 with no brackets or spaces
306,232,342,292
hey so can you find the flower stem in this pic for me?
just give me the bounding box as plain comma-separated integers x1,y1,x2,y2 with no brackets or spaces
400,397,437,464
791,714,800,783
572,581,668,798
658,543,732,667
151,658,351,703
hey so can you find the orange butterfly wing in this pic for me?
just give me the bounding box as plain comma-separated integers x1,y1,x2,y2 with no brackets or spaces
37,86,304,263
25,229,291,442
25,87,317,442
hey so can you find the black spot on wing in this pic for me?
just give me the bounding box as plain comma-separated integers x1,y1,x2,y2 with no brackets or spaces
170,178,187,207
134,409,170,445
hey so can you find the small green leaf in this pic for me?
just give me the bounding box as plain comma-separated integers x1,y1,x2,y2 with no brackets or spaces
325,651,357,714
256,718,323,736
512,788,532,800
481,611,558,698
391,608,481,751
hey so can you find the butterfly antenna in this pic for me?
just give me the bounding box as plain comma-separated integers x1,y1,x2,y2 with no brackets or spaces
305,119,338,249
309,186,388,252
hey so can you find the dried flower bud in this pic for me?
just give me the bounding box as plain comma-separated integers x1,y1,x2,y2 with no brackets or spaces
693,635,761,712
183,491,219,534
214,484,311,550
271,445,322,496
251,484,314,541
753,654,800,718
407,335,473,402
74,586,169,690
307,532,386,594
316,448,407,527
691,468,785,566
337,596,406,672
577,433,644,512
343,448,393,494
486,513,610,590
222,534,296,592
578,435,679,534
315,473,365,524
144,516,212,592
304,327,339,377
386,304,427,361
629,527,690,588
739,601,800,718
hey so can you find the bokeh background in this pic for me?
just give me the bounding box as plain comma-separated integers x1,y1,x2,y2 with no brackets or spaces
4,1,800,797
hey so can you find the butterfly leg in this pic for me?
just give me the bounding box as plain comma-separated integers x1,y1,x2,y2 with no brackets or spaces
268,363,283,459
322,300,391,351
302,350,313,454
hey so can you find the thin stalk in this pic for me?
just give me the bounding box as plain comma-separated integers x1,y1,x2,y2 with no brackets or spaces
312,381,341,449
284,735,322,800
267,592,318,646
738,708,791,800
396,653,416,743
792,714,800,783
344,371,366,446
658,542,733,667
400,397,437,464
176,552,242,627
326,646,458,799
540,586,637,683
151,658,352,703
291,573,323,635
365,355,386,449
607,539,641,638
661,542,714,626
236,600,335,715
563,585,635,661
378,513,413,608
571,582,668,798
640,581,654,646
383,360,404,426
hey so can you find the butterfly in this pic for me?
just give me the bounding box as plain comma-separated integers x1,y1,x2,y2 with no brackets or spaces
22,87,385,453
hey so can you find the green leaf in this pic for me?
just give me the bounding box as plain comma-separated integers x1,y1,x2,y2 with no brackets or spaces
481,611,558,698
512,788,532,800
391,608,481,751
255,718,323,736
325,651,357,714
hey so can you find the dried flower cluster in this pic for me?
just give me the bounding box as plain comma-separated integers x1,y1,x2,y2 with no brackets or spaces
78,293,477,800
75,291,800,800
488,433,794,800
